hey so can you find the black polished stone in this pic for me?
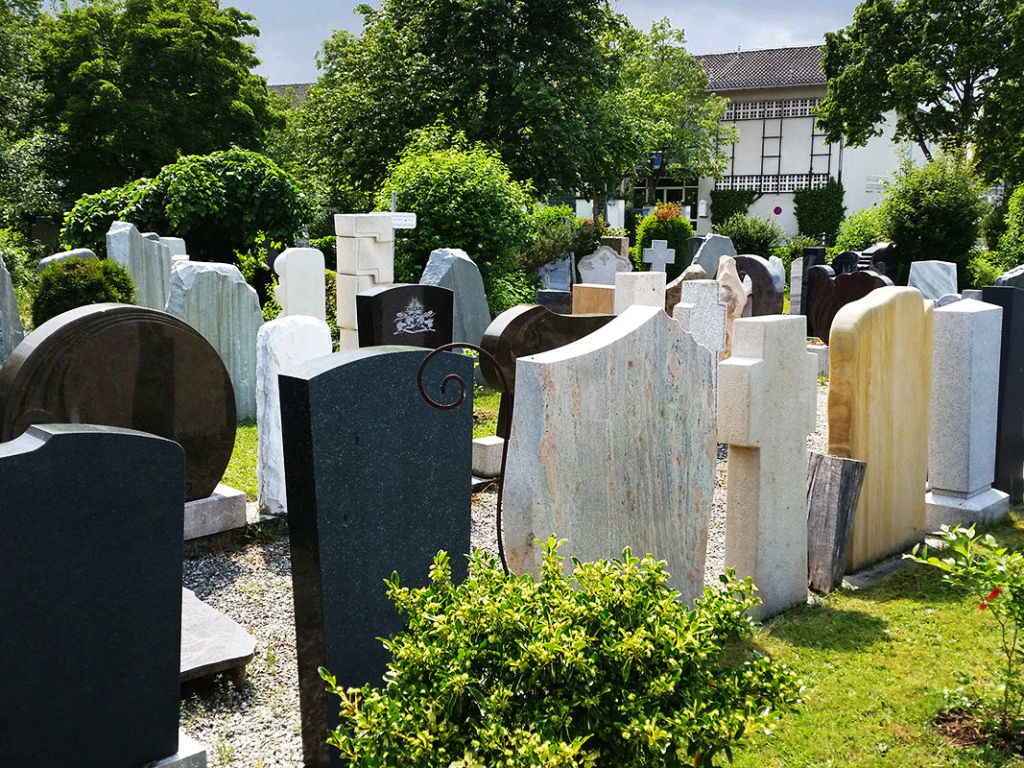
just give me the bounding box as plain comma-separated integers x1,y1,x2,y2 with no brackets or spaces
800,247,826,322
734,254,784,316
280,347,473,768
982,287,1024,502
356,284,454,349
859,242,902,282
479,305,614,437
1,424,184,768
536,289,572,315
807,267,893,342
0,303,235,501
832,251,860,275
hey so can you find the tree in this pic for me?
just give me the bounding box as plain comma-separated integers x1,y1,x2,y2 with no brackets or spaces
33,0,281,201
817,0,1024,181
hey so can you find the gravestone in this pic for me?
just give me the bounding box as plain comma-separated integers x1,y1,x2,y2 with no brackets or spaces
167,261,263,420
275,247,327,321
927,299,1009,527
614,271,666,314
356,284,454,349
577,245,632,285
537,257,573,313
0,303,235,501
691,234,736,279
799,247,826,317
107,220,175,310
734,254,785,316
336,213,395,349
0,253,24,365
600,235,630,258
180,587,256,682
664,265,707,313
159,236,188,257
1,424,187,768
908,260,958,300
717,255,748,358
981,286,1024,502
858,242,901,281
683,236,704,264
768,255,786,293
828,287,933,570
806,452,867,594
420,248,491,347
832,251,860,275
504,305,716,604
963,289,984,300
936,293,962,307
790,256,804,316
642,239,676,272
256,316,333,518
674,279,727,408
280,348,473,768
480,304,614,438
37,247,97,272
572,283,615,314
719,316,818,618
807,267,893,343
996,264,1024,289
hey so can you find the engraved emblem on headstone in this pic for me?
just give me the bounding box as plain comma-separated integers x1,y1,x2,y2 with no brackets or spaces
395,298,436,334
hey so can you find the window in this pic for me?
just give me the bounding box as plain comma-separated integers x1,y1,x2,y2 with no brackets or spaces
717,174,831,193
724,98,821,121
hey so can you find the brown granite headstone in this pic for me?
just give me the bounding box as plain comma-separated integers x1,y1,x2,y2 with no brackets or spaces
0,303,236,500
807,267,894,343
734,254,784,316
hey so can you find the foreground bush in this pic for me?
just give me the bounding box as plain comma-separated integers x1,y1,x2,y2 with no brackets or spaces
714,214,784,258
832,206,888,255
633,202,694,280
322,539,801,768
999,184,1024,265
32,257,136,327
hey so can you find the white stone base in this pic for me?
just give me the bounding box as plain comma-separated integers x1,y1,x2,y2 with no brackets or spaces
926,487,1010,531
472,436,504,478
141,731,207,768
184,484,247,540
807,343,828,377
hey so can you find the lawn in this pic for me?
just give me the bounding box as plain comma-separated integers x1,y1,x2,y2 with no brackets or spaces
473,386,501,439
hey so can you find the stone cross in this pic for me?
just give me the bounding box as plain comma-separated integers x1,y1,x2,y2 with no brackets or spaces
643,239,676,272
719,315,818,618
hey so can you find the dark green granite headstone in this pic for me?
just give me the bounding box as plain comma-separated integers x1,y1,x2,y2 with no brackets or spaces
280,347,473,768
1,424,184,768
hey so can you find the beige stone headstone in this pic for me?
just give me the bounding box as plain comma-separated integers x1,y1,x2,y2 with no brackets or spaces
716,255,747,360
827,286,933,571
572,283,615,315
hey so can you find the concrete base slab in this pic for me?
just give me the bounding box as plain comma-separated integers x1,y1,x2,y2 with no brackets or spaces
472,436,504,478
142,731,207,768
926,487,1011,531
184,483,247,540
180,588,255,683
807,343,828,377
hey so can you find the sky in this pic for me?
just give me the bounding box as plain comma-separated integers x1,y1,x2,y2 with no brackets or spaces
231,0,862,85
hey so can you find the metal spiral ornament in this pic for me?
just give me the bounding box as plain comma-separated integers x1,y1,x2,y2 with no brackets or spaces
417,343,510,574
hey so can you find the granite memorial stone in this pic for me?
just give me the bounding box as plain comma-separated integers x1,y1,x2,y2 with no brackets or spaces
806,267,893,343
691,234,736,280
576,245,632,285
734,254,785,316
419,248,491,347
799,247,826,317
858,242,901,281
832,251,860,275
981,286,1024,502
642,239,676,272
996,264,1024,289
356,283,454,349
0,252,24,364
614,271,666,314
908,260,958,300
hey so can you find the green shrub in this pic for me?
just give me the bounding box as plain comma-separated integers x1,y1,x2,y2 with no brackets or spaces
0,227,37,289
61,149,307,262
322,539,801,768
981,190,1011,251
310,235,338,272
793,179,846,245
998,184,1024,265
713,214,784,258
517,205,576,273
967,250,1015,288
710,189,761,225
881,153,989,285
32,257,136,327
833,207,888,254
633,202,695,280
774,234,820,283
374,128,532,313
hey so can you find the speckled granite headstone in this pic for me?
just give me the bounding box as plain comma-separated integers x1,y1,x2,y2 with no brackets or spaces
356,283,453,349
280,347,472,768
419,248,491,346
981,286,1024,502
503,305,716,604
908,260,958,300
0,253,24,365
1,424,184,768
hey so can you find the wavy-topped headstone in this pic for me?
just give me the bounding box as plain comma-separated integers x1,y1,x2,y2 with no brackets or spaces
576,245,632,285
1,424,185,768
734,254,784,316
806,266,893,343
828,287,933,571
503,304,716,604
0,303,235,501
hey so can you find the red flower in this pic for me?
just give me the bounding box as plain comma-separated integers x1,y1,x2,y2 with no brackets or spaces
980,602,989,610
987,587,1002,602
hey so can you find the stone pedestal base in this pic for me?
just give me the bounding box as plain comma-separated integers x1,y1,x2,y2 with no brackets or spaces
926,487,1010,531
472,436,504,478
142,731,207,768
184,484,247,540
807,343,828,377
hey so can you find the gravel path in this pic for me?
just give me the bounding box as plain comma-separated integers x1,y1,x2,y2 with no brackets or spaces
181,384,830,766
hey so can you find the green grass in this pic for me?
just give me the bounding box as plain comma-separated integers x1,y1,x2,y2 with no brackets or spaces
730,515,1024,767
222,419,257,501
473,387,501,439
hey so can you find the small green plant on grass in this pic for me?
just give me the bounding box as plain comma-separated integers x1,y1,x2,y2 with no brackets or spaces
909,525,1024,739
321,539,801,767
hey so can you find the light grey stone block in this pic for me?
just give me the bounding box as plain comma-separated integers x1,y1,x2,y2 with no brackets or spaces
642,239,675,272
37,248,97,273
691,234,736,281
141,731,207,768
274,247,326,321
908,260,958,300
183,483,247,540
962,289,983,301
935,293,962,307
159,237,187,257
0,254,24,365
613,270,666,314
504,305,716,604
107,221,175,310
790,256,804,316
472,435,504,478
576,245,631,285
673,280,726,357
180,588,255,682
996,263,1024,288
420,248,491,346
167,261,263,420
807,343,828,377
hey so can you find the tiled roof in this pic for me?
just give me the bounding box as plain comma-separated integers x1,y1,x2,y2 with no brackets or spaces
268,82,313,107
697,45,825,92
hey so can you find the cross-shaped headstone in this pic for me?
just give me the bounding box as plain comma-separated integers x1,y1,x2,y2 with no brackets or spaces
643,239,676,272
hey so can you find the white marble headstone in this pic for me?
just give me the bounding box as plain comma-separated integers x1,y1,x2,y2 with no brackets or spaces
908,260,958,300
0,254,24,365
106,221,174,311
274,247,326,321
576,246,632,286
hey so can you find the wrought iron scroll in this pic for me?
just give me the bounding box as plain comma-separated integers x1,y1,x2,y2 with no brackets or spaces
417,343,510,575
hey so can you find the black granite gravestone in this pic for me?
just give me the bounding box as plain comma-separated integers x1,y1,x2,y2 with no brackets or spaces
807,267,893,342
859,242,901,282
356,284,454,349
1,424,184,768
280,347,473,768
800,247,826,326
982,287,1024,503
832,251,860,275
734,254,784,316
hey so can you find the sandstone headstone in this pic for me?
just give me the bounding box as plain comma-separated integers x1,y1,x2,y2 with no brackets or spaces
828,287,933,570
107,221,174,310
908,260,958,300
614,271,666,314
504,305,716,604
996,264,1024,289
572,283,615,314
673,280,727,359
717,255,747,359
256,316,333,518
420,248,491,347
280,348,472,768
719,316,818,617
1,424,185,768
335,213,395,349
167,261,263,420
691,234,736,279
37,247,97,273
357,283,454,349
0,303,235,501
981,286,1024,502
927,299,1009,528
734,254,785,316
600,235,630,259
807,267,893,343
577,245,632,285
275,247,327,321
0,253,24,365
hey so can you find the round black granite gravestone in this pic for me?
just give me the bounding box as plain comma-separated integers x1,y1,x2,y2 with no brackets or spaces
0,303,235,500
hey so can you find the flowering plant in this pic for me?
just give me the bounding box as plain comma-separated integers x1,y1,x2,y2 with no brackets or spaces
654,201,683,222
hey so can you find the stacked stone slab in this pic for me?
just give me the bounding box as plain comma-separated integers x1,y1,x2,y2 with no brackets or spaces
167,261,263,420
613,271,666,314
828,287,933,570
719,316,817,617
926,299,1009,528
275,247,326,321
420,248,491,347
335,213,395,349
107,221,175,310
503,304,716,604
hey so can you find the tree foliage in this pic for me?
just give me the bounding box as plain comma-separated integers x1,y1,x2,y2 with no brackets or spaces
793,179,846,245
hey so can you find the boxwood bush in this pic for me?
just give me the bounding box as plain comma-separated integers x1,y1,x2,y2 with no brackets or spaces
32,257,136,327
713,214,784,258
633,202,694,280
